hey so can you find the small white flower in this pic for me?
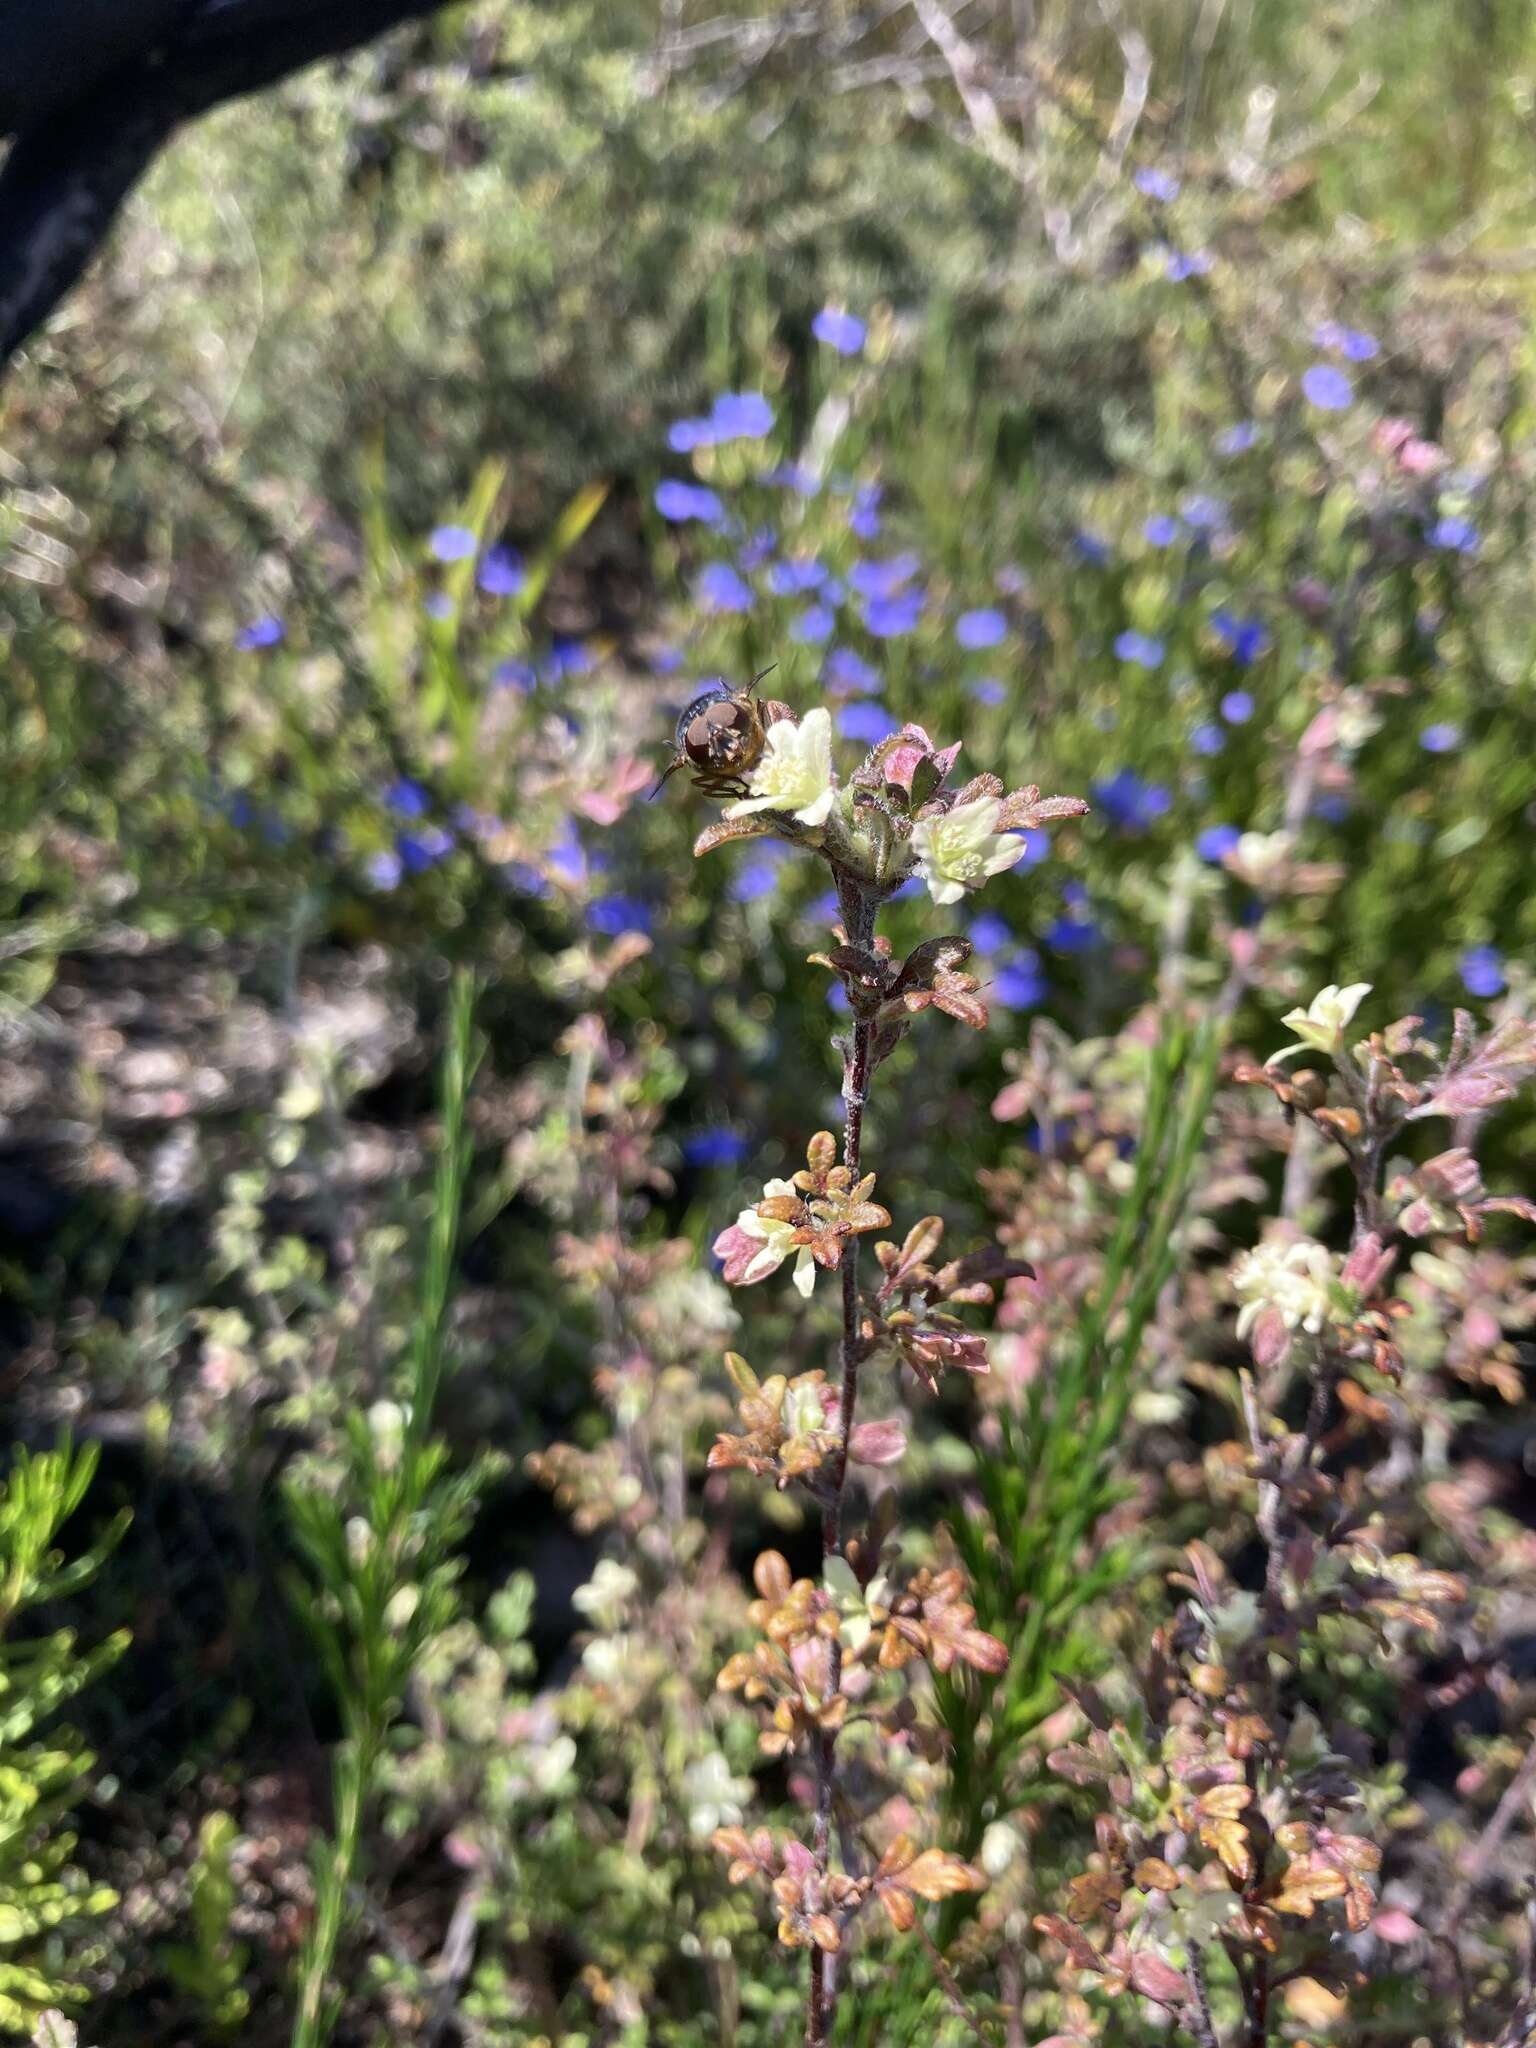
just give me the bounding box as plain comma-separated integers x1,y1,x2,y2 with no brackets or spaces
733,1178,816,1297
1267,982,1372,1065
910,795,1028,906
572,1558,640,1628
1229,830,1291,890
1232,1237,1338,1338
724,706,835,827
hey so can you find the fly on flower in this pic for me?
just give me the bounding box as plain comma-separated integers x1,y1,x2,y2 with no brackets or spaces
651,667,780,801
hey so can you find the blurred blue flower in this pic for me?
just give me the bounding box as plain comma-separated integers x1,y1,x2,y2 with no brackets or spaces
792,603,836,645
849,485,882,540
710,391,775,440
825,647,883,696
398,826,454,873
1428,515,1480,554
968,912,1012,953
1419,722,1461,754
1046,915,1100,953
1062,881,1089,908
1460,945,1506,998
235,614,285,651
1311,792,1352,823
696,563,756,613
385,778,430,819
1180,493,1229,532
1220,689,1256,724
498,861,549,897
1212,612,1270,665
956,607,1007,649
812,307,867,355
1072,530,1112,566
683,1128,753,1168
970,678,1007,706
493,659,538,691
828,982,852,1014
1302,364,1354,411
1010,828,1051,866
809,890,841,923
547,829,587,882
838,701,899,744
1196,823,1242,862
1113,629,1165,669
849,552,920,600
1192,722,1225,756
429,525,476,562
477,545,525,595
544,635,593,679
1215,421,1260,455
1134,167,1180,201
768,557,827,596
1144,514,1181,547
1092,768,1171,831
892,875,924,899
759,462,820,494
423,593,455,621
1314,321,1379,362
738,527,777,570
588,895,653,936
729,848,787,902
992,955,1048,1009
1165,249,1212,281
365,849,403,891
655,479,725,524
650,643,685,673
863,588,924,637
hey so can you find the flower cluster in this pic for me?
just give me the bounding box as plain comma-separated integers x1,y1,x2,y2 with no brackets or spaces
711,1130,892,1299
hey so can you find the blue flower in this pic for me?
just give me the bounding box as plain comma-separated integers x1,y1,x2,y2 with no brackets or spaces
968,911,1012,953
1211,611,1270,665
668,417,710,453
1314,321,1379,362
1113,629,1165,669
398,826,454,873
956,607,1008,649
1143,514,1181,547
792,603,836,645
235,614,285,651
729,849,787,902
993,958,1047,1009
429,525,477,562
828,982,852,1014
423,592,455,621
1180,494,1229,532
1220,689,1256,724
384,778,430,819
738,527,777,570
1092,769,1171,832
493,658,538,691
759,462,820,495
767,557,827,596
1419,722,1461,754
696,563,756,613
1428,515,1480,555
1134,166,1180,201
862,588,924,637
1460,945,1506,998
1196,823,1242,863
477,545,525,595
1165,249,1212,281
365,849,403,891
1010,828,1051,866
709,390,775,441
547,829,587,883
1072,530,1112,566
1045,915,1100,953
543,635,593,679
587,895,653,936
682,1128,753,1168
824,647,882,696
1311,793,1352,823
1192,722,1225,756
849,552,920,601
838,702,899,744
1215,421,1261,455
849,485,882,540
650,643,685,673
655,479,725,524
970,678,1007,706
1301,364,1354,411
812,307,867,355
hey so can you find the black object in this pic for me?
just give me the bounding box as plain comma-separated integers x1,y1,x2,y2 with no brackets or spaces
0,0,450,369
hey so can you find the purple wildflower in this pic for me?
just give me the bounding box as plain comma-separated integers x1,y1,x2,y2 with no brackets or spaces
655,479,725,524
1134,167,1181,202
1196,823,1242,863
1419,722,1461,754
1220,689,1256,724
1191,722,1225,756
1302,364,1354,411
1114,629,1165,669
683,1129,753,1168
791,603,836,645
1460,945,1506,998
1143,514,1181,547
478,545,525,595
429,525,476,562
824,647,882,696
849,484,882,540
837,702,899,744
862,588,924,637
1428,515,1479,554
384,778,430,819
235,614,285,651
956,607,1008,650
696,563,755,613
812,307,867,355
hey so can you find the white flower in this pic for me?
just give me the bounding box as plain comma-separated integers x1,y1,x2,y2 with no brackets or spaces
1267,982,1372,1065
1229,830,1291,890
1232,1237,1338,1339
910,795,1028,906
724,706,835,826
733,1178,816,1297
682,1751,754,1838
572,1558,639,1628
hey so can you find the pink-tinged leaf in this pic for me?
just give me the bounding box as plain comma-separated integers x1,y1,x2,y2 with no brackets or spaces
992,1078,1034,1122
1482,1196,1536,1224
1250,1304,1290,1370
1371,1907,1423,1945
849,1418,908,1466
1128,1953,1190,2006
1341,1232,1396,1296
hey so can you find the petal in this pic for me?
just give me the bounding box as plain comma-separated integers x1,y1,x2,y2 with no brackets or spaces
792,1248,816,1298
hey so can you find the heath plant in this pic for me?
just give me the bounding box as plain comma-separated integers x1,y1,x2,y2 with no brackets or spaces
656,682,1089,2042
